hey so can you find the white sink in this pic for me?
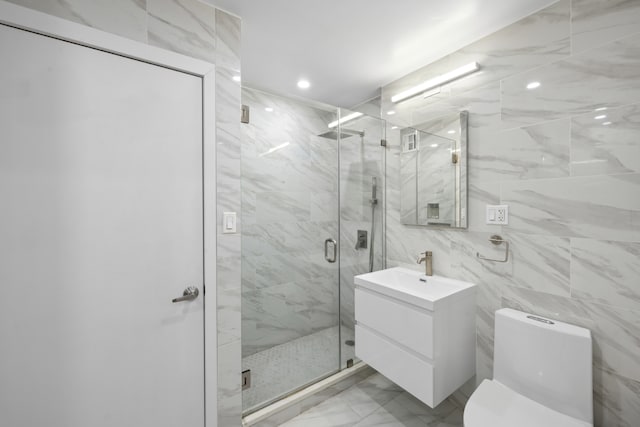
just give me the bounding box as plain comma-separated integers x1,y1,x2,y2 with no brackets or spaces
354,267,477,408
354,267,476,311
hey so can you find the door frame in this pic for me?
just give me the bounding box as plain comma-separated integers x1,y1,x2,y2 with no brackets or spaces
0,1,218,425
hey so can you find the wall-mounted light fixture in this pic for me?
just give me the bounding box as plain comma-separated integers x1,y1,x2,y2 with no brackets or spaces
328,111,363,129
391,62,480,103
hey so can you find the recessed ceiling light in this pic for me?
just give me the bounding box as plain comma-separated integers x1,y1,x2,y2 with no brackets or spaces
595,115,607,120
602,121,612,126
232,75,241,82
391,126,398,130
265,107,274,112
526,81,541,90
387,111,396,115
595,107,607,111
447,130,456,134
430,143,439,148
297,79,310,89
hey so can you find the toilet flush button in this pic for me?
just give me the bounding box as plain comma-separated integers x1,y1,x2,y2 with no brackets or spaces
527,315,555,325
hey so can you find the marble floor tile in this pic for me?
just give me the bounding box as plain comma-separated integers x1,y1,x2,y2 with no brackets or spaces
281,372,463,427
278,395,362,427
242,327,341,412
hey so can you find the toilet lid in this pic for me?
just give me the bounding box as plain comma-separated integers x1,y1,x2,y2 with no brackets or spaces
464,380,592,427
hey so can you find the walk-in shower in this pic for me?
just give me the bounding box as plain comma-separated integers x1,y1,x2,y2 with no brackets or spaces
240,88,385,414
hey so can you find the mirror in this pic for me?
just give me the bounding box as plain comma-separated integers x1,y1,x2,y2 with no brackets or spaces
400,111,468,228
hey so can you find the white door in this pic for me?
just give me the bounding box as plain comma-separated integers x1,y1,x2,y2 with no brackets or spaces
0,23,205,427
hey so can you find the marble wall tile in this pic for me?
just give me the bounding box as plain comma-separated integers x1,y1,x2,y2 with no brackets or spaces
412,82,501,131
501,286,640,383
451,231,571,297
500,173,640,241
571,103,640,176
572,0,640,55
254,191,311,224
147,0,216,63
446,0,570,97
467,181,500,232
571,238,640,311
502,232,571,297
469,119,570,182
215,9,240,71
218,340,243,425
6,0,147,42
381,0,570,127
218,285,241,346
593,368,640,427
502,33,640,128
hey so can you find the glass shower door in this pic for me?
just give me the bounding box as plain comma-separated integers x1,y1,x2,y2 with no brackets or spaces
240,88,342,413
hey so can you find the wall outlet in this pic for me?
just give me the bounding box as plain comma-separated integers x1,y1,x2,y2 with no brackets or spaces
486,204,508,225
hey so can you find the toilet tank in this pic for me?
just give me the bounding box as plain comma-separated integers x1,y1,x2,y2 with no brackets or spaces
493,308,593,424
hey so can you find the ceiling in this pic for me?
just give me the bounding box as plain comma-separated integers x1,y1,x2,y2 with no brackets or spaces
204,0,556,108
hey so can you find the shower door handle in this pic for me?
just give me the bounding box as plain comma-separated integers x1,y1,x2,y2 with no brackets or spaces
324,238,337,263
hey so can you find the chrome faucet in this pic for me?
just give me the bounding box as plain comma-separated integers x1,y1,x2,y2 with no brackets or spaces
417,251,433,276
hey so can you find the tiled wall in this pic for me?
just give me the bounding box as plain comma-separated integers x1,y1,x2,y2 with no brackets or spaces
381,1,640,425
4,0,243,425
240,88,340,357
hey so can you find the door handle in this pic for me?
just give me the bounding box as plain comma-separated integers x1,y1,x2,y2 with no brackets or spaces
324,238,337,263
172,286,199,303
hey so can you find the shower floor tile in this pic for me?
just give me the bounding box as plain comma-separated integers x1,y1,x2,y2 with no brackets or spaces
279,372,464,427
243,326,343,412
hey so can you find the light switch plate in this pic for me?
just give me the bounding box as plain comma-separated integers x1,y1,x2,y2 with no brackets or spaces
486,204,508,225
223,211,237,233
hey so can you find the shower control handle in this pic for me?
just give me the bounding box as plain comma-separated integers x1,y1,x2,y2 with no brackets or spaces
324,238,337,263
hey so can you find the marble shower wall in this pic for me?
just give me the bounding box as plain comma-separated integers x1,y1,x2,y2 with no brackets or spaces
240,88,340,357
4,1,244,425
381,1,640,426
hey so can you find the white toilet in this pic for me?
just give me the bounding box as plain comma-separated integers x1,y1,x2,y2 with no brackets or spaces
463,308,593,427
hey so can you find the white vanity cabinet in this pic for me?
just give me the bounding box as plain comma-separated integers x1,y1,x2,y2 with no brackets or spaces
354,267,476,407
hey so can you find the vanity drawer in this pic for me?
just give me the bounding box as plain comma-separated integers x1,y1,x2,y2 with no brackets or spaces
356,324,435,406
355,287,434,359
